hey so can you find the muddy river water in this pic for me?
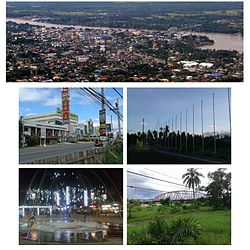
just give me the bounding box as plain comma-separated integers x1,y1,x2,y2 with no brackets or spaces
7,18,243,53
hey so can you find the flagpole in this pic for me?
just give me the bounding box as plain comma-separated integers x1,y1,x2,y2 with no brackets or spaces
193,104,195,152
201,100,204,153
228,88,231,136
175,114,177,150
180,112,182,151
186,109,188,152
213,93,216,154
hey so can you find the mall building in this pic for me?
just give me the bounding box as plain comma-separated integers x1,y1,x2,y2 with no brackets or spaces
20,109,79,146
20,109,101,146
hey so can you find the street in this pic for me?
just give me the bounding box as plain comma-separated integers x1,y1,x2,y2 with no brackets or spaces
19,142,94,164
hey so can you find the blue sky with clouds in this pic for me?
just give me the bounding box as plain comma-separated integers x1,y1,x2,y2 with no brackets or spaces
19,88,123,129
127,167,230,200
128,88,231,135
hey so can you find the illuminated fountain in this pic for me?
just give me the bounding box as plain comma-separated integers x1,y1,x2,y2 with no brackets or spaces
19,169,123,244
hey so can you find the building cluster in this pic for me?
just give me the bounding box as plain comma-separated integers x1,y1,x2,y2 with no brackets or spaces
7,21,243,82
20,108,105,146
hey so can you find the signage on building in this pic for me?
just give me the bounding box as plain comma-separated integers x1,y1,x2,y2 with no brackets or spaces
62,88,70,125
99,109,106,137
88,119,94,135
106,123,111,133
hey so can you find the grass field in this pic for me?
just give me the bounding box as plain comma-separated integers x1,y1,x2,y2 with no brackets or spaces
128,205,231,245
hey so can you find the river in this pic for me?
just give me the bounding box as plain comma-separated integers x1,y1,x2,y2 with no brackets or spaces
181,31,243,53
7,18,243,53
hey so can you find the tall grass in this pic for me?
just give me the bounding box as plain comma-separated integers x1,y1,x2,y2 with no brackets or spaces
128,206,231,245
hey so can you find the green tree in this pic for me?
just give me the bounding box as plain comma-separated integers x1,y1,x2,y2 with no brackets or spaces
206,168,231,209
128,199,140,219
159,197,171,206
182,168,204,204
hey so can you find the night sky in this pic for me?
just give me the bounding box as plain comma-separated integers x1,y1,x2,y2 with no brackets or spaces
19,168,123,202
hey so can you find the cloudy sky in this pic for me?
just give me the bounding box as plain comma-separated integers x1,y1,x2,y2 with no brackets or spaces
127,167,230,200
128,88,231,135
19,88,123,129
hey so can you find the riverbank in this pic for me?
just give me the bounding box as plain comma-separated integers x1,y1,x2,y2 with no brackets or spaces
7,17,243,52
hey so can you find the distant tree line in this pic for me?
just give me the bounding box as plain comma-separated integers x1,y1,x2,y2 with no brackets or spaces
128,129,231,161
7,2,243,34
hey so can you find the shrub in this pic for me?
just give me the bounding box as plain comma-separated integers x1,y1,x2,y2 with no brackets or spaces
182,204,192,210
169,217,203,244
26,135,39,147
129,217,203,245
169,206,183,214
157,205,168,213
128,230,153,245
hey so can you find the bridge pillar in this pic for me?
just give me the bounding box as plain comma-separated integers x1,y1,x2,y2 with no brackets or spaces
22,207,25,217
50,207,52,215
37,207,39,216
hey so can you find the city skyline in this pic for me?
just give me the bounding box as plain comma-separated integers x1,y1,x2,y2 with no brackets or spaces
128,88,231,136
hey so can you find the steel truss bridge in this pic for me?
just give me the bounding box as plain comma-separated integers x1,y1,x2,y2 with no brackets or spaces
154,190,207,201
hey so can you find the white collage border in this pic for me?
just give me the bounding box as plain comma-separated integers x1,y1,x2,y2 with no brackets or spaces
0,0,249,249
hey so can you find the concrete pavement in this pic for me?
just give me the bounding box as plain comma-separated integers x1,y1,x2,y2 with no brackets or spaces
19,142,94,164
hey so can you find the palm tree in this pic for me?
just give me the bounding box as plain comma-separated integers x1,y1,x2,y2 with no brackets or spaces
182,168,204,204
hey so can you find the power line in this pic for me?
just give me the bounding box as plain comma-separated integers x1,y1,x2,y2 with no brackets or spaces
144,168,210,187
72,88,99,107
87,88,123,120
73,88,123,121
127,170,186,187
144,168,183,182
113,88,123,99
127,185,167,193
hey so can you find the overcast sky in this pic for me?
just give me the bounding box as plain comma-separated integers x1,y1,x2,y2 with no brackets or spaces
19,88,123,129
128,88,231,135
127,167,230,200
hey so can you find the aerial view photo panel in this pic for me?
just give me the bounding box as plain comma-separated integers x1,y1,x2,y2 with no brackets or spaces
19,87,123,164
6,1,243,82
127,88,231,164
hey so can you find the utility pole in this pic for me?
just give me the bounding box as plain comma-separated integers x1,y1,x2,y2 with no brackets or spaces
213,93,216,154
201,100,204,153
117,98,121,138
20,116,25,148
108,114,113,134
100,87,107,143
101,88,105,110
